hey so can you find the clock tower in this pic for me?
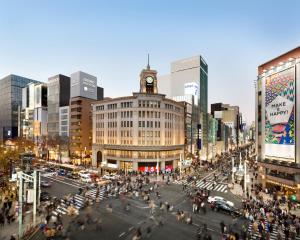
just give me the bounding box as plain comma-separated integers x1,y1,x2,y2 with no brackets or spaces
140,55,158,94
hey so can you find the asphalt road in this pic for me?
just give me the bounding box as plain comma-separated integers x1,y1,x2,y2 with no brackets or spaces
59,183,245,240
41,175,85,198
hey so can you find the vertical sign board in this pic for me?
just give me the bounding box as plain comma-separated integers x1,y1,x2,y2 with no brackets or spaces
197,124,202,150
264,67,295,160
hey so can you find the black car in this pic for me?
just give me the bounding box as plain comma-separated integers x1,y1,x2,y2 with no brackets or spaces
41,181,52,188
66,172,79,179
214,201,240,217
40,191,51,201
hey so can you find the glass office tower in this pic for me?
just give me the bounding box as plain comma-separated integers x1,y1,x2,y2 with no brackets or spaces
47,74,70,138
0,74,40,141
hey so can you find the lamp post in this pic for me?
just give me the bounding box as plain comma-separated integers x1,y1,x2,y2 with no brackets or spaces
244,159,247,197
156,158,159,181
17,170,40,238
231,156,235,183
179,153,182,179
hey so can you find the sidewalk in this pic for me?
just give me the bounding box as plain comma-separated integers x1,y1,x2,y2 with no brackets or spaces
229,166,300,217
0,212,43,240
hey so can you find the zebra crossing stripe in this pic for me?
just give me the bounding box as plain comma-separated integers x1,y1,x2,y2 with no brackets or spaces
206,182,214,190
217,185,225,191
215,184,223,191
247,217,300,240
197,181,206,188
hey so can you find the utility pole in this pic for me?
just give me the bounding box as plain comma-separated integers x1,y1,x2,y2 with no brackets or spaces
156,158,159,181
231,156,235,183
179,153,182,179
18,170,40,238
244,159,247,197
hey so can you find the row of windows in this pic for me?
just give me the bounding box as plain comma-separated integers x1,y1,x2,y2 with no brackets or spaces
121,111,133,118
165,132,172,138
108,112,117,119
138,131,161,138
165,113,174,120
96,122,104,128
107,103,117,110
120,140,133,145
61,120,68,125
138,121,161,128
96,131,104,137
121,121,133,128
96,114,105,120
165,104,173,110
71,121,81,126
103,150,181,158
121,102,133,108
96,105,104,111
165,122,173,129
108,122,117,128
138,111,161,118
60,126,68,132
108,131,117,137
120,130,132,137
138,100,160,108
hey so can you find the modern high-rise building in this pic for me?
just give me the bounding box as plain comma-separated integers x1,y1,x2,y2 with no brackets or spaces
59,106,69,137
92,63,185,172
0,74,40,141
47,74,70,138
158,56,208,159
211,103,242,148
69,71,104,165
256,46,300,198
21,82,47,141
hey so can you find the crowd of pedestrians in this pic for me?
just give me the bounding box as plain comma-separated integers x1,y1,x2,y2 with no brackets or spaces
0,190,18,229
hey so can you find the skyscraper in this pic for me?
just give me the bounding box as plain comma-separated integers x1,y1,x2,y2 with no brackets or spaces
21,82,48,141
47,74,70,138
158,55,208,159
69,71,104,165
0,74,40,141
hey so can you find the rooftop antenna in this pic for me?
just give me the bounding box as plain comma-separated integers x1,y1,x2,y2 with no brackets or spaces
147,53,150,70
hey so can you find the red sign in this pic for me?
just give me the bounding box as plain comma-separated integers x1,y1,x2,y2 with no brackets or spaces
165,165,173,172
138,166,159,173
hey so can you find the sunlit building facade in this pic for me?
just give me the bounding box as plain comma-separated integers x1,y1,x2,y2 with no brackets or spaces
256,46,300,198
92,63,185,173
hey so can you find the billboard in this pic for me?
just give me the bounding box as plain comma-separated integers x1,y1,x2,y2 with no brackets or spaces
184,82,199,96
264,67,295,160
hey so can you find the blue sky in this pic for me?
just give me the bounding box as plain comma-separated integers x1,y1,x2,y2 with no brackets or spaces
1,0,300,123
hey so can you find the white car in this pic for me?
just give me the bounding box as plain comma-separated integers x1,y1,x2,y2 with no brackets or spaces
207,196,234,207
42,172,58,177
81,175,92,183
78,171,89,177
102,174,118,180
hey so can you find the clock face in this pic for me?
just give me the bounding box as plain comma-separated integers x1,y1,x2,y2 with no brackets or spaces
146,76,154,84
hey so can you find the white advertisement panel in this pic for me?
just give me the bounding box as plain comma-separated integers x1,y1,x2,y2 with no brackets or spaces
264,67,295,160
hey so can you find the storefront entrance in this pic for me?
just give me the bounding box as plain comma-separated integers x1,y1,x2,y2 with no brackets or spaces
266,181,297,199
138,162,159,173
120,161,133,173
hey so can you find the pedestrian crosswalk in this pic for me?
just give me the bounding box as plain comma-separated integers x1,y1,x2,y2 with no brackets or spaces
174,174,228,193
247,216,300,240
51,186,107,216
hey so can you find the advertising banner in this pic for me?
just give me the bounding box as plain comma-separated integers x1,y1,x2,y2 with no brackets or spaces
138,166,159,173
197,124,202,150
264,67,295,160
